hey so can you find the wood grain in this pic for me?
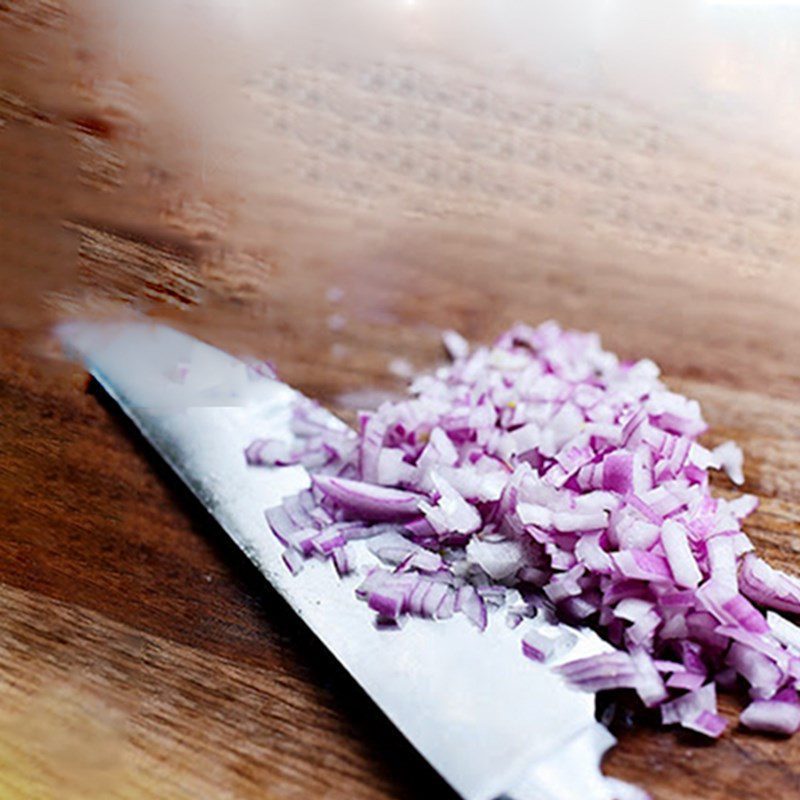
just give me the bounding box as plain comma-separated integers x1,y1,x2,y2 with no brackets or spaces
1,2,800,798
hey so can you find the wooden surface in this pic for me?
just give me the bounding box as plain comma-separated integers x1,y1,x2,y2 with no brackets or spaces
2,2,800,798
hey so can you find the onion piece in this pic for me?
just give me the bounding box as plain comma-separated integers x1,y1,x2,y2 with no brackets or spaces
740,700,800,735
767,611,800,654
313,475,424,520
684,711,728,738
661,682,717,726
712,441,745,486
631,648,668,707
281,548,304,576
466,537,526,580
521,625,576,664
455,585,488,631
661,520,702,589
740,555,800,615
442,329,470,360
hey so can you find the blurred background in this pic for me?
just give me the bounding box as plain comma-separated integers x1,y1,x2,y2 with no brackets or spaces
1,2,800,799
2,0,799,401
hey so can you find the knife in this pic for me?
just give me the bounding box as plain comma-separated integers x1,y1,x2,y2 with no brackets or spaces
59,320,641,800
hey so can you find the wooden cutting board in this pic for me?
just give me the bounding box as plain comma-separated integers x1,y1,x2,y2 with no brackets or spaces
2,3,800,798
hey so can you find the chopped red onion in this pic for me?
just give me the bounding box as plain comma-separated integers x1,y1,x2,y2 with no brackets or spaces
250,321,799,737
522,627,566,663
740,555,800,615
740,699,800,735
331,546,353,577
455,585,488,631
281,548,304,576
631,648,669,707
556,651,638,693
684,710,728,738
712,441,745,487
442,329,470,360
466,537,527,580
313,475,423,520
667,672,707,692
661,520,702,589
767,611,800,654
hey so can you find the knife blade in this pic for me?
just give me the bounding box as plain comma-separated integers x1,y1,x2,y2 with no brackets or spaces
59,320,636,800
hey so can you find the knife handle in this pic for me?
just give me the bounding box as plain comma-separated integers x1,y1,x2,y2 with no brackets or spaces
494,721,646,800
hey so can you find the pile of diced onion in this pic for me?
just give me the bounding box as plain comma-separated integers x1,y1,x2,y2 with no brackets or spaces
247,321,800,737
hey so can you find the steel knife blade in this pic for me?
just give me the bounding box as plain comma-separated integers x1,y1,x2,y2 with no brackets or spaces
59,320,638,800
